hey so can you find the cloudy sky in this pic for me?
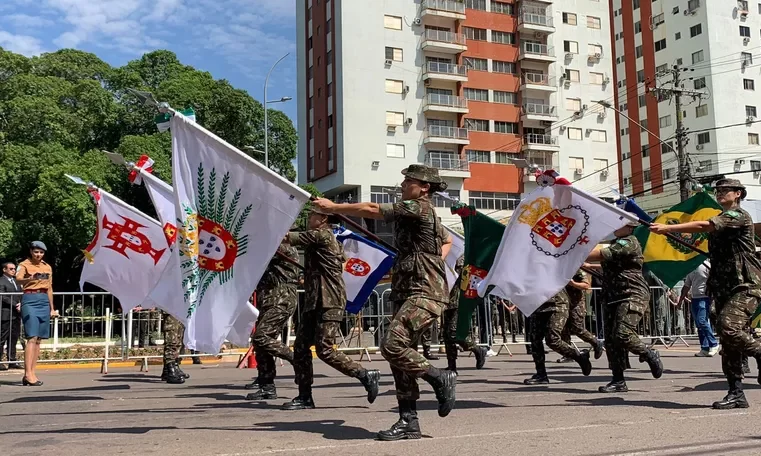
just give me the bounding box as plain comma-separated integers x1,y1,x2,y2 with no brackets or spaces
0,0,298,123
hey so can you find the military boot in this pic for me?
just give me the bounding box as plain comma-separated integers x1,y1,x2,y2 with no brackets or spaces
713,377,749,410
163,362,186,384
599,369,628,393
743,356,751,375
377,400,422,441
423,347,439,360
446,356,458,374
358,369,381,404
175,358,190,379
575,350,593,376
422,367,456,417
592,340,604,360
640,349,663,379
472,346,487,370
755,355,761,385
523,373,550,385
191,349,202,365
246,383,277,400
244,378,260,390
282,386,315,410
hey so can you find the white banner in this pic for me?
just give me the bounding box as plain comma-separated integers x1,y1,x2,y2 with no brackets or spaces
443,225,465,291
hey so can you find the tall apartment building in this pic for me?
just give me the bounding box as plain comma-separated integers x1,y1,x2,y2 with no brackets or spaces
611,0,761,213
296,0,618,236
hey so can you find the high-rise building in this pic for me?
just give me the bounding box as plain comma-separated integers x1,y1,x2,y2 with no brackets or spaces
610,0,761,213
297,0,618,236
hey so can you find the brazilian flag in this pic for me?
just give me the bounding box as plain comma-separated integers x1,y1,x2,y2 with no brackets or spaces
633,192,721,288
451,203,505,339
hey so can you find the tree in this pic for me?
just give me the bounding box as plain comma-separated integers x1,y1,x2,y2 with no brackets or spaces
0,47,301,291
295,183,323,231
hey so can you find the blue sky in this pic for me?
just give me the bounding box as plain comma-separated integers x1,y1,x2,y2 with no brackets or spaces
0,0,298,124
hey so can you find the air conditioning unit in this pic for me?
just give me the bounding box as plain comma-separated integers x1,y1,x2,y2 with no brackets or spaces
402,85,410,95
413,17,422,25
603,75,610,84
565,52,574,59
387,125,397,132
582,104,588,110
574,168,583,175
563,79,571,88
696,144,704,150
744,37,751,44
742,60,749,68
600,169,609,177
748,116,756,122
405,117,413,126
598,111,607,119
384,58,393,66
540,120,553,127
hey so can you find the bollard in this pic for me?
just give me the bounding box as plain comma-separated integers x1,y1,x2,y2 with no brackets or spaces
126,310,133,349
101,308,111,374
52,317,59,352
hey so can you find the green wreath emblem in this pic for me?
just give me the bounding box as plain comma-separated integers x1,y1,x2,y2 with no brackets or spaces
664,218,707,254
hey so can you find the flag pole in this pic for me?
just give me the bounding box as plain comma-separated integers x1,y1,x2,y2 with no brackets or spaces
309,196,399,253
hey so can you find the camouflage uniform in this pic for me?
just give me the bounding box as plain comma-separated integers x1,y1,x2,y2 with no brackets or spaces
706,203,761,407
161,312,186,384
599,234,662,392
441,255,487,372
283,225,379,409
246,243,300,396
525,289,592,383
561,270,603,359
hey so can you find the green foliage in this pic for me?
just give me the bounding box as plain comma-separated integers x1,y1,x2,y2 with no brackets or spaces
0,47,299,290
295,183,324,230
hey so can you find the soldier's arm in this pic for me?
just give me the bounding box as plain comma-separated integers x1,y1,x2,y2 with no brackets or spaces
440,227,452,259
650,218,716,234
311,197,384,220
568,272,592,290
286,230,328,247
585,245,605,263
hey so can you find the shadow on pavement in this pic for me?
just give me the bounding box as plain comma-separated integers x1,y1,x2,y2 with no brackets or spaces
1,395,105,404
565,396,707,410
250,419,376,440
0,426,178,436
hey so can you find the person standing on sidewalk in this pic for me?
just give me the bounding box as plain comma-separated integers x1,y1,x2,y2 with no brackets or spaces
679,262,718,357
0,262,23,370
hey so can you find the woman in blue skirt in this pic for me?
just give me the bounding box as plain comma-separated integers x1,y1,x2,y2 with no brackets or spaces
15,241,58,386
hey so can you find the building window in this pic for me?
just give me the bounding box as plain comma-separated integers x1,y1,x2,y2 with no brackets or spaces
565,98,581,111
594,158,609,172
696,104,708,117
494,121,518,134
328,115,333,128
327,50,333,65
692,50,704,64
590,130,607,142
640,119,648,132
567,127,583,140
659,115,672,128
675,32,681,40
741,26,751,38
385,111,404,126
641,144,650,158
308,37,313,49
750,133,760,145
565,69,580,82
326,18,332,34
495,152,512,163
690,24,702,37
466,150,491,162
492,60,516,74
655,39,667,52
569,156,584,172
464,88,489,101
637,69,645,83
745,79,756,90
698,132,711,144
635,21,642,34
590,72,604,84
587,16,601,29
588,44,603,56
564,40,579,53
385,79,403,94
742,52,753,65
370,186,398,204
468,191,520,211
463,26,487,41
386,143,405,158
635,45,643,58
433,190,461,208
465,0,487,10
663,168,675,179
747,105,758,117
465,119,489,132
466,57,488,71
637,94,646,108
661,142,673,155
385,46,403,61
493,90,517,104
633,0,640,9
492,31,515,45
643,170,651,182
652,13,665,26
308,66,313,79
688,0,700,11
562,12,577,25
694,77,706,89
492,1,514,14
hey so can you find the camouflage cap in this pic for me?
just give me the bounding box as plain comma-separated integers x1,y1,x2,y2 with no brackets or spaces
714,178,745,190
401,164,444,184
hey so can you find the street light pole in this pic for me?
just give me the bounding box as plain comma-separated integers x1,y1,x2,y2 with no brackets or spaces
264,53,290,169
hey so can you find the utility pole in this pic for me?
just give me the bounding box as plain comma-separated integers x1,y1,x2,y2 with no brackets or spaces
651,65,706,202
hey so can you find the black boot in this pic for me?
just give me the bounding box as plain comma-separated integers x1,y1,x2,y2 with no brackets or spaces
359,369,381,404
743,356,751,375
244,378,260,390
422,367,456,417
192,350,202,365
446,357,458,374
163,362,186,384
576,350,592,376
593,340,604,360
472,346,487,370
556,356,573,363
599,368,627,393
713,377,749,409
639,349,663,379
377,400,422,441
246,383,277,400
423,347,439,360
282,386,315,410
175,359,190,379
523,373,550,385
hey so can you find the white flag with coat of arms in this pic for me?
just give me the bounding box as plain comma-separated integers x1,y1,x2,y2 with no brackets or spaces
477,177,637,316
157,112,309,354
443,225,465,292
334,228,395,314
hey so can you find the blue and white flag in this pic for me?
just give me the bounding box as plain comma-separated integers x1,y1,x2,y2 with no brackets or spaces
334,227,395,314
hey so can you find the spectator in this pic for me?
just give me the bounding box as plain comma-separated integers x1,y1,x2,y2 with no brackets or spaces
679,262,718,356
644,269,672,341
0,261,22,369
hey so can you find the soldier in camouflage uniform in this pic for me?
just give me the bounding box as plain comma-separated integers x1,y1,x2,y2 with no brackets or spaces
245,241,301,400
442,255,487,373
651,179,761,409
585,224,663,393
557,270,604,363
313,164,457,441
524,288,592,384
416,323,439,360
280,207,380,411
161,312,187,384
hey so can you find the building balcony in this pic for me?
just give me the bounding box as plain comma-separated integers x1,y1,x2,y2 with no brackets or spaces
520,72,557,92
521,134,560,152
517,10,555,34
521,103,558,121
419,0,466,20
518,41,556,62
421,29,467,54
425,151,471,178
520,152,559,183
423,125,470,146
422,61,468,83
423,93,468,114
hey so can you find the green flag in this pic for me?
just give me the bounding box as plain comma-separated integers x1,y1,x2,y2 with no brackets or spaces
155,108,196,132
633,192,721,288
451,203,505,340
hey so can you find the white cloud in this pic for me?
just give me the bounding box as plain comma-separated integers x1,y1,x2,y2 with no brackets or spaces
0,30,47,55
5,14,56,28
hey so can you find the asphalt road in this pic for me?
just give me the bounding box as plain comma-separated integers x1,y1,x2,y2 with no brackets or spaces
1,349,760,456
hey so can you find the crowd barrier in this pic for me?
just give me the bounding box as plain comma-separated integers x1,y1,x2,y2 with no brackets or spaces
0,286,701,368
